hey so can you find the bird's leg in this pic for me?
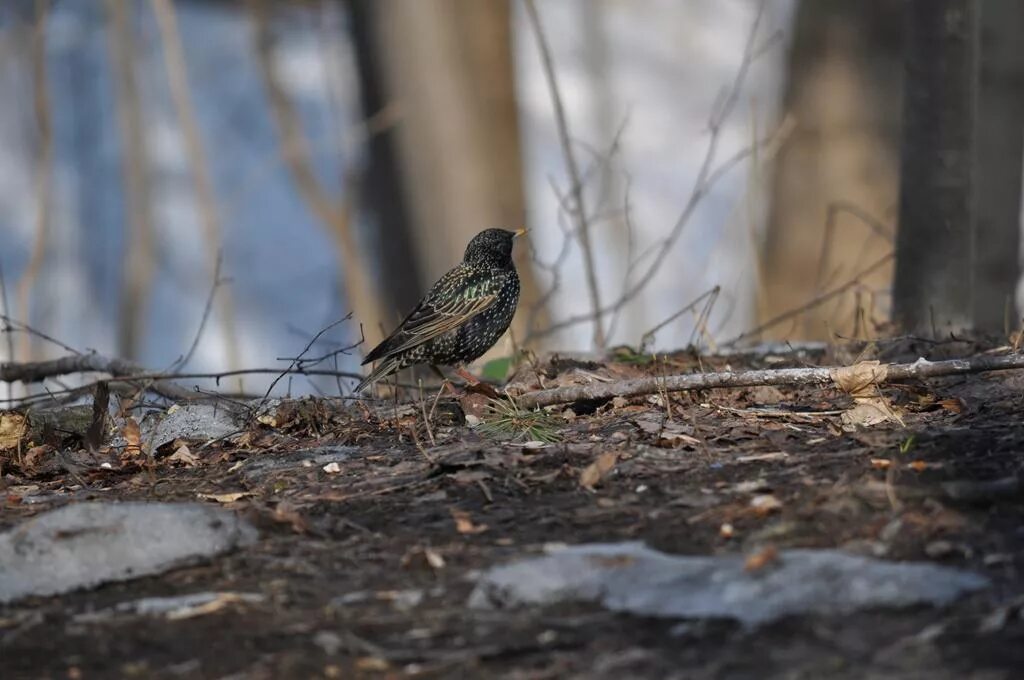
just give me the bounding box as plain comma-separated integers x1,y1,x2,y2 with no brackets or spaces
454,366,501,399
453,366,481,386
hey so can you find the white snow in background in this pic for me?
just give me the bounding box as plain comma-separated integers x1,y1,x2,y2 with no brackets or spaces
515,0,795,349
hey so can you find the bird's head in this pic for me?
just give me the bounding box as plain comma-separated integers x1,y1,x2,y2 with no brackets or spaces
463,228,527,268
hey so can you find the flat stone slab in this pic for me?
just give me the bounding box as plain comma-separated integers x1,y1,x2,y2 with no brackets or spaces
0,502,257,604
469,542,989,628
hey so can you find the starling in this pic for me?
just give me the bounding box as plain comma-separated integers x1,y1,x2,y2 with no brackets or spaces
356,228,527,393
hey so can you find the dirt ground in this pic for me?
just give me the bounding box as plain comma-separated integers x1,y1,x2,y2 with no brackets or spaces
2,338,1024,679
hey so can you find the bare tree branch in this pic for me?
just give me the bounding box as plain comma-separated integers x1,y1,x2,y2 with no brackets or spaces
173,249,226,373
524,0,605,348
524,2,782,345
726,252,894,347
0,353,193,401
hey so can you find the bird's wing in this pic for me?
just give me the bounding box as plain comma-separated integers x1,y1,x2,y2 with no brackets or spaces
363,267,504,363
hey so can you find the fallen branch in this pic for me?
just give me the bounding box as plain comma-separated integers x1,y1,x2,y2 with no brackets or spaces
1,353,161,385
0,353,195,401
514,353,1024,409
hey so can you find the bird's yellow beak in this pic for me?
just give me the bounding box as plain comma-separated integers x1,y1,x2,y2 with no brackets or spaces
513,227,529,238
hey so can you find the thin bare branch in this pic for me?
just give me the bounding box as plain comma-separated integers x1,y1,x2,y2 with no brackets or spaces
0,315,79,355
524,0,605,348
174,249,226,372
726,252,894,347
640,286,721,350
0,264,13,403
260,313,355,403
526,1,781,344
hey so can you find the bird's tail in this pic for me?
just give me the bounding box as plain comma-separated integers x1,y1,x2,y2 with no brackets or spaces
354,356,403,394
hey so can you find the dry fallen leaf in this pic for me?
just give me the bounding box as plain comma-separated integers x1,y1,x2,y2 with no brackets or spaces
22,445,53,472
355,657,390,672
831,360,888,396
197,491,251,503
744,545,779,572
938,398,966,414
579,451,619,491
401,546,446,571
168,444,198,467
272,501,310,534
750,494,783,516
122,417,142,456
450,508,488,534
870,458,892,469
0,412,28,451
831,360,902,429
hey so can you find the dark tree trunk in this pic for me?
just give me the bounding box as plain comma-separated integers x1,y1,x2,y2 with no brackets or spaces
345,0,546,348
972,0,1024,332
893,0,978,335
346,0,424,321
759,0,903,341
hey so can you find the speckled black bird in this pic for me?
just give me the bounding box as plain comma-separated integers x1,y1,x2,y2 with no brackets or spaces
356,228,527,393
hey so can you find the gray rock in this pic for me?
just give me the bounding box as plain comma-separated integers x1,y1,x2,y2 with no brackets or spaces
142,403,241,448
469,542,989,628
0,502,258,604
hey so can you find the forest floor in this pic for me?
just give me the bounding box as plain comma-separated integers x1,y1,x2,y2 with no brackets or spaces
2,337,1024,679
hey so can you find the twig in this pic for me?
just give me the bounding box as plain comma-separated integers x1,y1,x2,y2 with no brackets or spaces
0,265,15,403
640,286,721,350
281,323,365,371
0,314,80,355
260,313,355,403
174,249,225,372
514,352,1024,409
416,379,436,448
525,2,780,344
725,252,894,347
524,0,605,348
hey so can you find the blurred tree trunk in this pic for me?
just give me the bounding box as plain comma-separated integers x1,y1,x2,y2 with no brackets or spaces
107,0,156,361
972,0,1024,332
758,0,903,341
348,0,547,352
346,0,423,336
893,0,977,335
